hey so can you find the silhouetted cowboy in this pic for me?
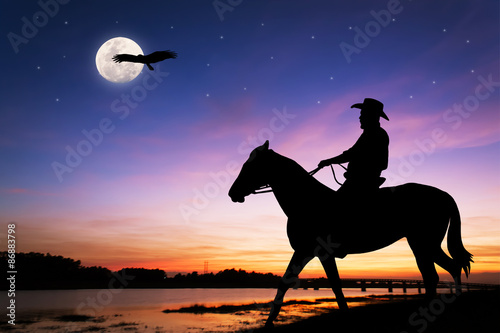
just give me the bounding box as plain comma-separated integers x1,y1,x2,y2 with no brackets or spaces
318,98,389,195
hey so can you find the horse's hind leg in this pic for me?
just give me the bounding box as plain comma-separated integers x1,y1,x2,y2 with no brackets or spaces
266,251,312,327
409,239,439,300
415,253,439,299
434,249,462,294
320,255,348,310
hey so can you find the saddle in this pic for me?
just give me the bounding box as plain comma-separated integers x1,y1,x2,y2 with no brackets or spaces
336,176,388,217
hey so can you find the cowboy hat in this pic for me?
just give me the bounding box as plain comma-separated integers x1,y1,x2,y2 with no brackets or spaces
351,98,389,121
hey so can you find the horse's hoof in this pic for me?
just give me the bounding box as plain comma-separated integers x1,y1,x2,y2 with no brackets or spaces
264,321,274,329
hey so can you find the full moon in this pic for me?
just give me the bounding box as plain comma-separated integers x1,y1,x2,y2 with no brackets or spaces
96,37,144,83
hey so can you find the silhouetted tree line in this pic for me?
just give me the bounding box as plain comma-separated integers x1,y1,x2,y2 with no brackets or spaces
116,267,166,284
169,268,282,287
1,252,282,290
1,252,112,290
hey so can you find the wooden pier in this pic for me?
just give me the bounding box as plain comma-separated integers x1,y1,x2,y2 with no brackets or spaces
295,278,499,293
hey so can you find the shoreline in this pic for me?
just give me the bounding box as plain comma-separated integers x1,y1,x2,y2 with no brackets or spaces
243,290,500,333
161,294,424,314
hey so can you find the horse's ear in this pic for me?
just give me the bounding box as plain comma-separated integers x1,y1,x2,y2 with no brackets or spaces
263,140,269,150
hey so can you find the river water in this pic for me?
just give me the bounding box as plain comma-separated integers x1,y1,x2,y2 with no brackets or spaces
4,288,426,332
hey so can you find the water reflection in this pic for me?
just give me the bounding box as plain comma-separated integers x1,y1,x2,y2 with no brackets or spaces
5,288,427,332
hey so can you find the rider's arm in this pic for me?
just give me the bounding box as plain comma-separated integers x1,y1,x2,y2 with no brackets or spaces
318,153,350,168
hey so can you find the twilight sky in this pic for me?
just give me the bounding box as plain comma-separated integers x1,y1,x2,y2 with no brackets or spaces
1,0,499,283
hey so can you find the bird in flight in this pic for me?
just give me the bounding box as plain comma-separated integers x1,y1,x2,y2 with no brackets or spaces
112,50,177,70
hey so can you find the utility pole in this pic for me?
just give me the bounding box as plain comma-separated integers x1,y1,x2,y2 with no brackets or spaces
204,261,208,275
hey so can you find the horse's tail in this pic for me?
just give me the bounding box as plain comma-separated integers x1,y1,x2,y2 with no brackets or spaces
447,196,474,277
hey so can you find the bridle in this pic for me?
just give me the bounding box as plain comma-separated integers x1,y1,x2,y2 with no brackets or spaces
252,164,347,195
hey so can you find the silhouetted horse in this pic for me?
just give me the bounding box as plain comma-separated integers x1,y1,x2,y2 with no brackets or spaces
228,141,473,327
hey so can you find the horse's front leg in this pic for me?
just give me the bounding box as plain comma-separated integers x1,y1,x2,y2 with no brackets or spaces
265,251,312,327
320,255,348,310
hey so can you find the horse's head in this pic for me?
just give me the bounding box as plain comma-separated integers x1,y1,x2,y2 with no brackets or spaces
229,140,271,203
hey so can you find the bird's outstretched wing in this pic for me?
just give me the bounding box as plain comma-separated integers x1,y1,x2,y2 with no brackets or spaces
113,50,177,71
112,54,142,64
143,50,178,64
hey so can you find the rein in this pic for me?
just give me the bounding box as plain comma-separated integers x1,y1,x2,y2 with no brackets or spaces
252,164,346,194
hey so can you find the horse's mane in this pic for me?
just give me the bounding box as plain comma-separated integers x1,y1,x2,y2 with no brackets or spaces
268,150,336,196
